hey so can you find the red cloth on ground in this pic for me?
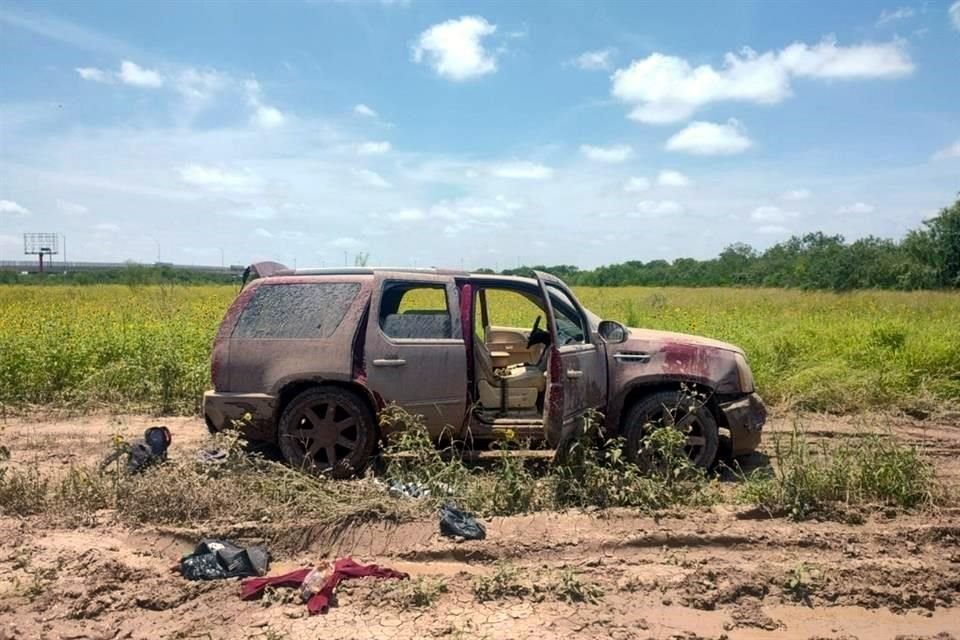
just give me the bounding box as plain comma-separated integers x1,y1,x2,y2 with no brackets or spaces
307,557,409,614
238,557,408,615
239,567,311,601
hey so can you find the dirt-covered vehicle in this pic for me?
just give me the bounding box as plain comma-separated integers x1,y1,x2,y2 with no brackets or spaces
203,265,766,476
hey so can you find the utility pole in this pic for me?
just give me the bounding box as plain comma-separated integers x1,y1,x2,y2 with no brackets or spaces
219,247,224,269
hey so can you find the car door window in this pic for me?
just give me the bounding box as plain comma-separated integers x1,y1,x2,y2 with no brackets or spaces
547,285,586,344
379,283,452,340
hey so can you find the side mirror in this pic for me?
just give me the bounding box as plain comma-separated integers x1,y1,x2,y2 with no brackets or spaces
598,320,628,344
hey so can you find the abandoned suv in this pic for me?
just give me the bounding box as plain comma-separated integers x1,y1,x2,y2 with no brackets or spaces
203,265,766,477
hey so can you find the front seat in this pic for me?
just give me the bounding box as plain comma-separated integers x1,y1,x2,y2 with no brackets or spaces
474,340,546,410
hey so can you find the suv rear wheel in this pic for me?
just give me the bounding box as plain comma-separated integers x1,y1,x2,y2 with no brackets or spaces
277,387,376,479
623,389,719,468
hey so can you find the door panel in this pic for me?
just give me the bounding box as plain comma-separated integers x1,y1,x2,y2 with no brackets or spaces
556,343,607,430
534,271,607,445
364,275,468,438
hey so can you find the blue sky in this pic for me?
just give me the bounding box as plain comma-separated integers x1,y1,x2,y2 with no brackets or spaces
1,0,958,269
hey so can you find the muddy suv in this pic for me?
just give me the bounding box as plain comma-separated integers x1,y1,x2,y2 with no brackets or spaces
203,266,766,476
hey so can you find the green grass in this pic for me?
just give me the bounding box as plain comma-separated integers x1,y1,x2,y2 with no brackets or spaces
1,284,958,414
737,424,939,520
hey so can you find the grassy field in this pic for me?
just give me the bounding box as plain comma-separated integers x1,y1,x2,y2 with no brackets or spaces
1,284,958,414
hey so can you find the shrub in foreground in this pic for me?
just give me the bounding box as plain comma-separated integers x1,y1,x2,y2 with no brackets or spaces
738,424,938,520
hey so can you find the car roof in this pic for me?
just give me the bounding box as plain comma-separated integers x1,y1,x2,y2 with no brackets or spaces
272,267,540,287
277,266,466,276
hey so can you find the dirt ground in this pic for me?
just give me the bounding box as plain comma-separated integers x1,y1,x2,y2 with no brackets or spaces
1,410,959,640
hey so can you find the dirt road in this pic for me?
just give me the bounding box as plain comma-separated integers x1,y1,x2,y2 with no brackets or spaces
1,411,959,640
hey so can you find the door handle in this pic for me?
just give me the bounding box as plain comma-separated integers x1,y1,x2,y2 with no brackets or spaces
373,358,406,367
566,369,583,379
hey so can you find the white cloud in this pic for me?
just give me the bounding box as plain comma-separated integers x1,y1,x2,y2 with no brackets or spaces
388,208,425,222
782,188,811,200
253,105,286,129
244,79,286,129
571,48,615,71
579,144,633,163
77,61,166,88
489,161,553,180
837,202,875,214
75,66,111,83
175,68,229,107
0,199,30,216
657,170,691,187
950,2,960,30
354,168,392,189
354,104,378,118
624,177,651,192
750,205,798,222
757,225,790,234
665,119,753,155
178,164,263,194
632,200,684,217
779,39,914,78
877,7,915,26
252,228,273,239
412,16,498,81
611,38,913,124
95,222,120,232
357,141,391,155
427,198,514,236
118,60,163,88
56,199,89,215
933,139,960,160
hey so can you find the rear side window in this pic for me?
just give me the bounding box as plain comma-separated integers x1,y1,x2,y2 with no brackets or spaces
233,283,360,339
378,283,452,339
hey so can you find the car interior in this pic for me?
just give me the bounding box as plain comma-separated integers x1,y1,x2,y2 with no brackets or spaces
376,280,586,426
473,287,550,418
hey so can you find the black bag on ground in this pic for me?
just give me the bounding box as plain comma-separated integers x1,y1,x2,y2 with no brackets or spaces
439,502,486,541
179,539,270,581
100,426,172,474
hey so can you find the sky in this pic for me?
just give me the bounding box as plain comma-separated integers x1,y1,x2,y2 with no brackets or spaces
1,0,959,270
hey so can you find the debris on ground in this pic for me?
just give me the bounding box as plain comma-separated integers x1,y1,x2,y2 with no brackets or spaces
178,539,270,581
99,426,171,474
439,502,486,541
240,557,408,614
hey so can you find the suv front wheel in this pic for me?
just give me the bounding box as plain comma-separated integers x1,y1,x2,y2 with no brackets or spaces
277,387,376,479
623,389,720,469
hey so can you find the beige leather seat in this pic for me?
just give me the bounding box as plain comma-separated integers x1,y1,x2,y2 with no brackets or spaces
474,340,545,410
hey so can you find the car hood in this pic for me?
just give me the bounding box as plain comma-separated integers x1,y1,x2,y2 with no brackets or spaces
621,327,745,355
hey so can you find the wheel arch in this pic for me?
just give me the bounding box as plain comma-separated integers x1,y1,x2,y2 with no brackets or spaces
610,377,725,437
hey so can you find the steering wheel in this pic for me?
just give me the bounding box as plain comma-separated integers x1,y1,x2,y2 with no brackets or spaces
526,314,551,349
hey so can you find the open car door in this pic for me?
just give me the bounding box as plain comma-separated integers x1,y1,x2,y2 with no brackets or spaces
533,271,607,446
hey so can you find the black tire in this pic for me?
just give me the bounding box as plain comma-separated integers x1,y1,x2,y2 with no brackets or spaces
623,390,719,469
277,387,376,479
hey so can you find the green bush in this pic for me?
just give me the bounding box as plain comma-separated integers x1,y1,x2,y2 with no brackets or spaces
738,424,937,520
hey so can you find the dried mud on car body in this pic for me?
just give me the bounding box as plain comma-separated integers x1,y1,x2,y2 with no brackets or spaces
1,410,959,639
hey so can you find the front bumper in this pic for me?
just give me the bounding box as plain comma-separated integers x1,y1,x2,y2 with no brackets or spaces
202,391,277,442
718,392,767,456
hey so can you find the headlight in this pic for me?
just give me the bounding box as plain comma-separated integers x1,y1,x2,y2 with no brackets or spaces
734,353,755,393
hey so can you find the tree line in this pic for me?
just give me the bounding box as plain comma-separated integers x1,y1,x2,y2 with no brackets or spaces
494,195,960,291
3,196,957,291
